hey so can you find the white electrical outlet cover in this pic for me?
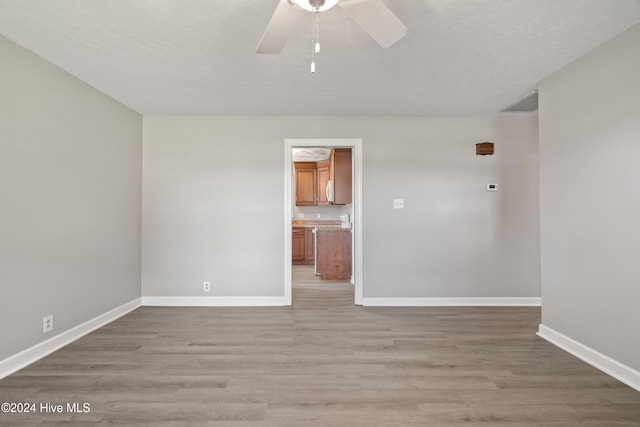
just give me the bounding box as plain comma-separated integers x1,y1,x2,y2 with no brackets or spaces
43,315,54,333
393,199,404,209
486,184,499,191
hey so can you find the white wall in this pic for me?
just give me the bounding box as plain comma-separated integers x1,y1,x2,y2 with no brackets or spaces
294,205,352,221
142,117,285,298
364,117,539,299
142,115,539,300
538,23,640,374
0,36,142,361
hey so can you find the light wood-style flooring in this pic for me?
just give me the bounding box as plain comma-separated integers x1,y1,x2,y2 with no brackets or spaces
1,266,639,426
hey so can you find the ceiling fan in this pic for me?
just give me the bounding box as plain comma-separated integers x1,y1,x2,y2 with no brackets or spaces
256,0,407,54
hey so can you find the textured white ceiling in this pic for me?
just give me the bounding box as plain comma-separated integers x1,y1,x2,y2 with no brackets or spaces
1,0,639,115
292,147,332,161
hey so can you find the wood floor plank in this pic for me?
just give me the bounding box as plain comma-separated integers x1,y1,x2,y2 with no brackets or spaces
1,265,639,426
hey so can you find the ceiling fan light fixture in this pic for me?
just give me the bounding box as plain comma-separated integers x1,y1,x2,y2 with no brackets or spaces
292,0,340,13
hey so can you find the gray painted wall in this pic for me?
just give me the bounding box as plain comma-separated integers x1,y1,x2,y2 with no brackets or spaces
142,115,539,299
539,24,640,370
0,36,143,360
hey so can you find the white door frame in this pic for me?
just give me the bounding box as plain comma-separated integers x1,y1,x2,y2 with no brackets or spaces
284,138,363,305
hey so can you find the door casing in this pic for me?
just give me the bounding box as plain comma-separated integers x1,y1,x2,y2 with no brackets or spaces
284,138,363,305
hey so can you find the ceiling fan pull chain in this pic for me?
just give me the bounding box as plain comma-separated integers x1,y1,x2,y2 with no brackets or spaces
315,6,320,54
310,6,320,73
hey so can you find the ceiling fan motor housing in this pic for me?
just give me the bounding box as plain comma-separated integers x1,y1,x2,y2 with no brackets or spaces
259,0,406,54
291,0,340,13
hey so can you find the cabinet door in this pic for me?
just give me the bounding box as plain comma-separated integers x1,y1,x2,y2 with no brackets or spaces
304,227,315,262
295,163,317,206
317,159,331,206
333,148,352,205
292,227,305,263
316,229,352,280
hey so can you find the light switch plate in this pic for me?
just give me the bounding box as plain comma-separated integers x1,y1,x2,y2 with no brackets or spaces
486,184,499,192
393,199,404,209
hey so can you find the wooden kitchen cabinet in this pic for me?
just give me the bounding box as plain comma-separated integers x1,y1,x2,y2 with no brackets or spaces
317,158,331,206
333,148,352,205
315,228,352,280
292,226,315,265
294,150,351,207
314,149,352,206
294,162,317,206
292,227,305,262
304,227,315,263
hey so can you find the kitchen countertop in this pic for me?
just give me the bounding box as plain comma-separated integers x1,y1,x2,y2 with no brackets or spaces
292,219,351,230
314,226,351,231
292,220,340,227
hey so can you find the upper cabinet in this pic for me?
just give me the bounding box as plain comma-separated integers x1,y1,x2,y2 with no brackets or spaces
332,148,352,205
294,162,317,206
317,158,331,206
294,148,352,206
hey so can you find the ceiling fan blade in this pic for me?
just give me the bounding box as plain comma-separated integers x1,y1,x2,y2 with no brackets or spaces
257,0,307,54
338,0,407,48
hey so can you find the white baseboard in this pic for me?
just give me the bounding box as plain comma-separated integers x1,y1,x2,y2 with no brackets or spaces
538,324,640,392
361,297,541,307
142,296,289,306
0,298,141,380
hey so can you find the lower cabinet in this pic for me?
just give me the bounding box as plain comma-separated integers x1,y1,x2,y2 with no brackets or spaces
292,227,305,263
304,228,315,263
315,229,352,281
292,227,315,265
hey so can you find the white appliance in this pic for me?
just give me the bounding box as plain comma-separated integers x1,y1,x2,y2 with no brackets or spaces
326,180,334,203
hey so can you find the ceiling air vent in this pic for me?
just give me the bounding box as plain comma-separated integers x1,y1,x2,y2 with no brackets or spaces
501,90,538,112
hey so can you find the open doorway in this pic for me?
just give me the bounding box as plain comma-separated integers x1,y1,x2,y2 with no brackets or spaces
284,139,363,305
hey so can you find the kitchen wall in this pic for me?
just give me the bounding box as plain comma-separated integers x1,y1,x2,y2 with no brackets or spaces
294,204,352,221
538,23,640,376
142,115,539,300
0,36,143,362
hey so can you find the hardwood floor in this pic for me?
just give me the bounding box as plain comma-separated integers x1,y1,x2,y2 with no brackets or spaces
1,266,639,426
